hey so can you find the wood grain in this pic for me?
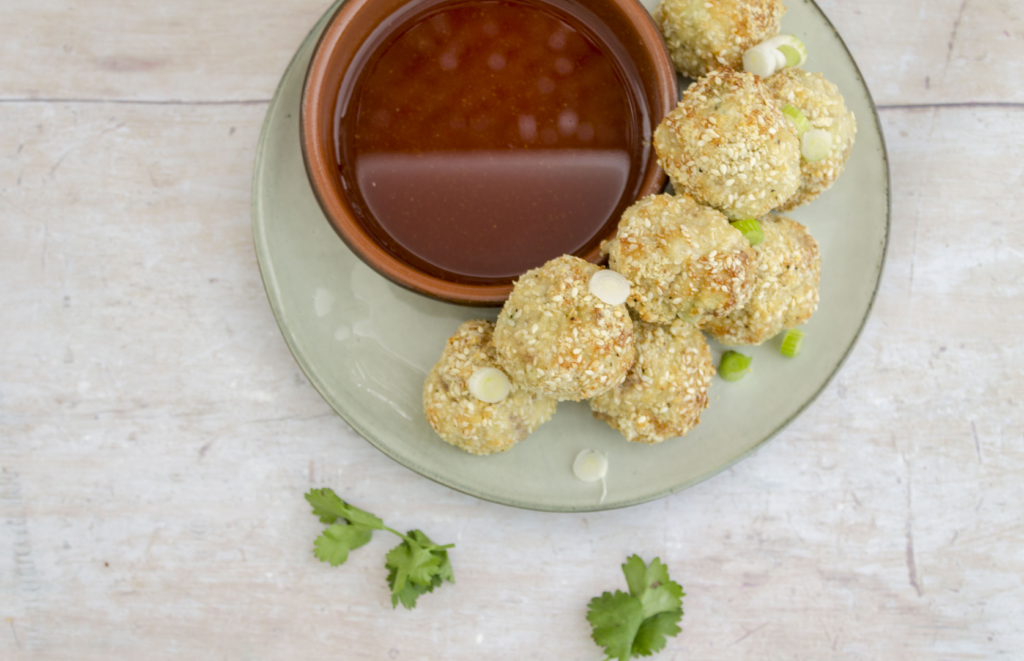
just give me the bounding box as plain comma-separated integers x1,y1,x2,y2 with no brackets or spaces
2,0,1021,106
0,0,329,103
2,0,1023,659
818,0,1024,106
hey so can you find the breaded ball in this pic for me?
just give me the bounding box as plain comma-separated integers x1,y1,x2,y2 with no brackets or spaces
590,320,714,443
423,320,557,455
656,0,785,78
700,214,820,345
654,70,801,220
603,194,755,325
493,255,635,401
763,67,857,210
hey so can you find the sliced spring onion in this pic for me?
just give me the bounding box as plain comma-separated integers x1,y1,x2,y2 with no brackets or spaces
719,351,752,382
730,218,764,246
801,128,833,162
573,449,608,483
744,36,808,79
778,45,802,68
742,44,778,78
782,104,811,137
589,269,631,306
780,329,806,358
771,47,787,71
468,367,511,403
764,35,808,68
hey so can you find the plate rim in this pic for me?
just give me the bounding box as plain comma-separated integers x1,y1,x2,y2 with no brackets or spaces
251,0,892,512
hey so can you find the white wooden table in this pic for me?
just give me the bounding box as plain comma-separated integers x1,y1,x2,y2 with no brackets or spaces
2,1,1022,658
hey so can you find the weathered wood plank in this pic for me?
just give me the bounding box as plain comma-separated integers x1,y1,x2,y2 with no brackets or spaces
816,0,1024,105
1,0,1021,105
2,98,1022,659
0,0,330,102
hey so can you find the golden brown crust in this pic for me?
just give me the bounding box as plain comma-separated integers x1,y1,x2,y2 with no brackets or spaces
590,320,715,443
493,256,635,401
764,67,857,210
656,0,785,78
423,320,557,455
654,70,801,220
700,215,820,345
603,193,755,324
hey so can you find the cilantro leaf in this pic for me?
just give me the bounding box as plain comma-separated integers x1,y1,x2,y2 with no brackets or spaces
406,529,440,548
305,488,384,529
588,557,685,659
385,538,440,591
305,488,349,524
434,547,455,585
305,490,454,610
407,529,456,584
338,504,385,531
632,611,682,657
384,530,455,610
622,555,653,597
622,555,684,620
587,591,644,661
384,529,455,609
313,523,373,566
387,566,444,610
388,570,430,610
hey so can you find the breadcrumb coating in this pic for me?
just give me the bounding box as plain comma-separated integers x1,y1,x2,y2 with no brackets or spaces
654,70,801,220
493,255,635,401
764,67,857,210
590,319,715,443
603,193,755,324
700,214,820,345
423,320,557,455
656,0,785,78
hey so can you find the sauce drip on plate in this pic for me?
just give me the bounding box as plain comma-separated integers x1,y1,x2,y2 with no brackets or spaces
335,0,650,284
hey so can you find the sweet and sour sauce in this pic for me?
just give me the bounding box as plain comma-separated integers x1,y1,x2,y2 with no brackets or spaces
334,0,652,284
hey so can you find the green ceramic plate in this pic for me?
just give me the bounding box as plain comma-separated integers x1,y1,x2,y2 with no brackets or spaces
252,0,889,512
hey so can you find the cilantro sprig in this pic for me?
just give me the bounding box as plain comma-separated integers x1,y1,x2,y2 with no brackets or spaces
305,488,454,610
587,556,685,660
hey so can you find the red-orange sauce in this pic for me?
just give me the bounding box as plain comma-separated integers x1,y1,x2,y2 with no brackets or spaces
335,0,650,284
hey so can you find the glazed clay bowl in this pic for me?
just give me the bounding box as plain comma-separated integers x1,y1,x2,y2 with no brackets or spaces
301,0,678,306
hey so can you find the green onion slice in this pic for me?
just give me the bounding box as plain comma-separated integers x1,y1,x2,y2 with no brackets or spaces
765,35,808,68
719,351,753,381
730,218,764,246
572,450,608,483
780,329,806,358
801,129,833,162
778,45,802,68
588,269,631,306
742,44,778,78
782,104,811,136
468,367,511,403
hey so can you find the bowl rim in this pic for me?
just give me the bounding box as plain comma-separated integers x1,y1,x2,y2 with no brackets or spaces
300,0,679,306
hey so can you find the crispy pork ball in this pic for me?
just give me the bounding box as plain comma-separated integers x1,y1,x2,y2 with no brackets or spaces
590,319,714,443
423,320,557,455
603,194,755,325
493,256,635,401
654,70,801,220
701,214,819,345
763,67,857,210
656,0,785,78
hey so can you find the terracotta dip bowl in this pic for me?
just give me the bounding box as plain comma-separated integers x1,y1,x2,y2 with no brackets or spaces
302,0,677,306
